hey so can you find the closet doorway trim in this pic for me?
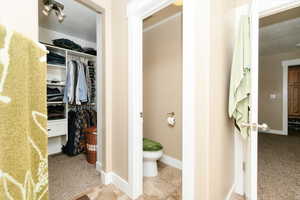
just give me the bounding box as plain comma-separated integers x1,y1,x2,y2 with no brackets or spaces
127,0,200,199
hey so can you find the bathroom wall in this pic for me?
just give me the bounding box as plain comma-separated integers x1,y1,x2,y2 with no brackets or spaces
143,14,182,161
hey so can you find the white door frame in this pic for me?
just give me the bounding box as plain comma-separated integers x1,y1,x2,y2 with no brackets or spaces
72,1,105,171
246,1,300,200
282,59,300,135
127,0,197,199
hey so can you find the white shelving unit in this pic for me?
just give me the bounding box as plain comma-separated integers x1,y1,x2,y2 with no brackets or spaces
46,43,97,155
47,63,66,69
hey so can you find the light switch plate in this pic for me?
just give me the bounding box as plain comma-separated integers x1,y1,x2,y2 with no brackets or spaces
270,94,276,99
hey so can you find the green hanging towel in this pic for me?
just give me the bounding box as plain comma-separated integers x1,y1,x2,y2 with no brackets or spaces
228,16,251,138
0,25,48,200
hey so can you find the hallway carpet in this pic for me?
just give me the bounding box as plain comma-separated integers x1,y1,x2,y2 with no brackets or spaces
49,153,102,200
258,133,300,200
74,162,182,200
233,133,300,200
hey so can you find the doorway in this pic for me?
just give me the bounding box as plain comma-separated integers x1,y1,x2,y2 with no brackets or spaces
142,4,182,199
258,6,300,199
127,0,198,199
38,0,105,199
236,1,300,200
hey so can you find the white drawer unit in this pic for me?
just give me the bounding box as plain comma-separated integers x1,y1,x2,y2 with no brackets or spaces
48,119,67,138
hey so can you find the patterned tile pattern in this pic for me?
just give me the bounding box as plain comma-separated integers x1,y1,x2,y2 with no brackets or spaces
231,193,244,200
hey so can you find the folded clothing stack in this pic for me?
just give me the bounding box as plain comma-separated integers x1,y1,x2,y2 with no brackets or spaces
48,105,65,120
47,87,64,102
52,38,97,56
47,51,65,65
83,47,97,56
53,38,83,52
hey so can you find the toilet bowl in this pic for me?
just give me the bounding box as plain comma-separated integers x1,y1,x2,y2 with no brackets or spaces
143,138,163,177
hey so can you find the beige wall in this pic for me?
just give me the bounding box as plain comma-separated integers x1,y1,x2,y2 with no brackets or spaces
143,15,182,161
208,0,236,199
235,0,251,7
110,0,129,180
143,5,182,29
0,0,39,40
259,50,300,130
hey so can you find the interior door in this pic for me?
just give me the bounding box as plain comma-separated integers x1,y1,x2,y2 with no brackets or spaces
245,0,259,199
288,67,300,117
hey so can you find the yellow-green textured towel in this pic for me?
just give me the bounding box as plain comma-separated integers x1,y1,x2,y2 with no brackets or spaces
228,16,251,138
0,25,48,200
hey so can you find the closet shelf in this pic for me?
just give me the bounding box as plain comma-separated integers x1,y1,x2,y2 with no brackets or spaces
68,102,96,106
42,43,96,59
47,64,66,69
47,101,65,105
67,50,96,59
47,83,66,86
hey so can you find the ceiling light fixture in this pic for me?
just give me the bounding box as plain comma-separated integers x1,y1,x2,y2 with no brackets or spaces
42,0,66,23
173,0,183,6
55,7,66,23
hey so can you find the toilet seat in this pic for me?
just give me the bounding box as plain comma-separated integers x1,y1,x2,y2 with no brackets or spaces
143,138,163,177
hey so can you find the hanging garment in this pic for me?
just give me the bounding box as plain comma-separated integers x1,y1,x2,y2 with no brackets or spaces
64,60,76,104
75,61,89,104
0,25,48,200
87,62,96,103
64,60,89,105
62,110,82,156
84,62,92,102
62,108,97,156
228,16,251,138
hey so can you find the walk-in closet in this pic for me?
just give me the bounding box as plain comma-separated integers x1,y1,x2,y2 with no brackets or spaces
38,0,102,199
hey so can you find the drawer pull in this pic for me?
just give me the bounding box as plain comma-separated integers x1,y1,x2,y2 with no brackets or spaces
48,129,51,131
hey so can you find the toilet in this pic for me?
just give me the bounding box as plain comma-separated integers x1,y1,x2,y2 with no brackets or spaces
143,138,163,177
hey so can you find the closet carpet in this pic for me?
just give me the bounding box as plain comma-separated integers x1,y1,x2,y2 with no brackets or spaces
73,162,181,200
49,153,102,200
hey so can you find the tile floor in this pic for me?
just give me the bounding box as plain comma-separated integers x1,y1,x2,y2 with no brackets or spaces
74,162,182,200
231,193,244,200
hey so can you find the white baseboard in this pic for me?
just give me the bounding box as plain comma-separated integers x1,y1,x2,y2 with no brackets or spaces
100,171,130,198
111,173,130,197
160,155,182,170
100,171,112,185
259,129,287,135
96,161,102,172
225,183,236,200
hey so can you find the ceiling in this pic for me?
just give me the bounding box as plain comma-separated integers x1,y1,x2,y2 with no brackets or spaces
259,6,300,56
39,0,97,43
143,4,182,28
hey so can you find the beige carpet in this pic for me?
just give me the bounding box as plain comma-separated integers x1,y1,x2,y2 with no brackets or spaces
49,153,102,200
74,162,182,200
258,133,300,200
233,133,300,200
